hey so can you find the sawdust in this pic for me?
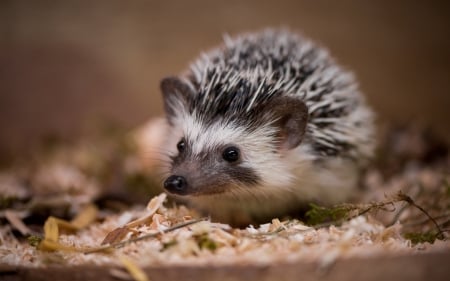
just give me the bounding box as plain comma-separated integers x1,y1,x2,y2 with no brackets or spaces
0,121,449,268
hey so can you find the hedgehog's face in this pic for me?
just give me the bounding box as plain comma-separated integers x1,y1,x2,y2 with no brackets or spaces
160,77,308,198
163,124,262,196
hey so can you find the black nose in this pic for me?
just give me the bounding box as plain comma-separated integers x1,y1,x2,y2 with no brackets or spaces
164,175,188,195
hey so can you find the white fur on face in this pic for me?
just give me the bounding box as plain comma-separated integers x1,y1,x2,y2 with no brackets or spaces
165,108,359,221
168,110,309,195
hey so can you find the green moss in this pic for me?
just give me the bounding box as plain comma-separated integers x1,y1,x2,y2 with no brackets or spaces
194,233,217,252
305,203,353,226
161,239,178,251
0,196,15,209
404,231,439,245
27,235,43,247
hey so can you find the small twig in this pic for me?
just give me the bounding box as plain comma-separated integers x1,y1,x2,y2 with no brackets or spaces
310,199,399,229
386,202,409,227
386,184,424,227
402,212,450,228
396,192,445,239
308,190,445,235
84,217,208,254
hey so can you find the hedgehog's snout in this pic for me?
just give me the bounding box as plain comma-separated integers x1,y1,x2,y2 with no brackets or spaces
164,175,188,195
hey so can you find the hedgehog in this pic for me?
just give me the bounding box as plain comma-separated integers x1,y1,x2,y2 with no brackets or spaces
160,29,375,224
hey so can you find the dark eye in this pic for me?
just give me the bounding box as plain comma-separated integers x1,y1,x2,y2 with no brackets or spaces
222,146,240,162
177,139,186,153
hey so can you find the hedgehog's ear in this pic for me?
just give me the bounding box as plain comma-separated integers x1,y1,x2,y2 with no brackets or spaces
270,97,309,150
160,77,193,124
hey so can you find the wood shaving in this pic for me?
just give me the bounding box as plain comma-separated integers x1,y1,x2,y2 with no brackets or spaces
0,122,449,269
1,193,448,268
4,210,32,236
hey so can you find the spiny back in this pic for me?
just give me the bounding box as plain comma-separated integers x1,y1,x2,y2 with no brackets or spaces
183,29,374,160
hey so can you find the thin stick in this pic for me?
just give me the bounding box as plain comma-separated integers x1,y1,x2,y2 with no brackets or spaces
84,217,208,254
397,192,445,238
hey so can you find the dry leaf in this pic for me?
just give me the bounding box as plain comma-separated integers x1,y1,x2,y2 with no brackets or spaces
38,239,80,252
101,194,167,245
125,193,167,228
101,226,131,245
70,204,98,229
119,255,150,281
43,217,60,242
4,210,32,235
38,205,99,252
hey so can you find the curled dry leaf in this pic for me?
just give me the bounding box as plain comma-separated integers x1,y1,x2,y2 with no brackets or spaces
101,226,131,245
70,204,99,229
126,193,167,228
102,193,168,245
37,204,99,252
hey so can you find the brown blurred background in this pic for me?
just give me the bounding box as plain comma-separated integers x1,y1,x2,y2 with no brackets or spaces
1,0,449,162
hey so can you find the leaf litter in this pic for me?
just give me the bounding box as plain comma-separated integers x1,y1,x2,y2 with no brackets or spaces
0,121,449,270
